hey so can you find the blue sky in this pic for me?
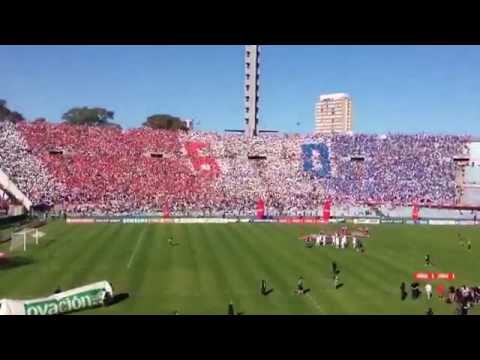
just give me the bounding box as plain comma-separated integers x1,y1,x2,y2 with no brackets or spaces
1,45,480,135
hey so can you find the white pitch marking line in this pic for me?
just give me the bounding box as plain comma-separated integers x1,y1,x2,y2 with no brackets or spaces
127,228,146,269
306,293,323,313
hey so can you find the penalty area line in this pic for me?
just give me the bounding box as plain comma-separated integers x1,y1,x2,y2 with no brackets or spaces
127,228,147,269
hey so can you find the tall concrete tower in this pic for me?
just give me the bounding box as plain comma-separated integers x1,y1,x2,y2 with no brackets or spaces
244,45,260,137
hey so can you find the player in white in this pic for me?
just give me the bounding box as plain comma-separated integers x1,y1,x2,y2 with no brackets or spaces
315,234,321,247
352,236,357,249
425,283,433,300
341,235,347,249
322,234,327,246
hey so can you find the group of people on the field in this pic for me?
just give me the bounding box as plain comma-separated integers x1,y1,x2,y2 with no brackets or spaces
302,226,366,252
446,285,480,311
401,243,477,315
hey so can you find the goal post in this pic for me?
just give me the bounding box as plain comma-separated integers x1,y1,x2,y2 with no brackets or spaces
10,228,44,252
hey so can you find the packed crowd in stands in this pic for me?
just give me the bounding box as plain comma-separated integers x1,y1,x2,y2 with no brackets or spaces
0,121,64,206
0,121,471,216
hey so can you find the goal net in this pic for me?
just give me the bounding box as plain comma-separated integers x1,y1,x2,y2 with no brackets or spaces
10,228,45,252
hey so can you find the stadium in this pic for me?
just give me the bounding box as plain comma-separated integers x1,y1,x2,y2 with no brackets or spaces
0,45,479,315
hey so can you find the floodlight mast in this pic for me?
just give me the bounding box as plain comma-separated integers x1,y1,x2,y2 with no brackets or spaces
244,45,260,137
225,45,278,136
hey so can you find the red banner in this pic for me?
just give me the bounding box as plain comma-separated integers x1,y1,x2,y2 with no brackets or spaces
323,199,332,224
412,205,420,221
163,203,170,219
256,199,265,219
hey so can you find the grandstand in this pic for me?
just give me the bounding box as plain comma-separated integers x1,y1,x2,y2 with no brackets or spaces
0,121,474,219
1,119,479,316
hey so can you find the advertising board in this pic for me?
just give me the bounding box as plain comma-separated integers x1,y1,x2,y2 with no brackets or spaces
428,220,457,225
353,218,380,225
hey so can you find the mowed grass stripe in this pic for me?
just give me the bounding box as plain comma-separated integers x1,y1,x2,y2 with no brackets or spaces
0,223,109,298
146,223,200,314
181,224,214,314
197,224,250,314
257,224,348,314
81,224,148,314
214,223,286,314
252,224,349,314
125,225,158,313
236,224,325,314
223,223,299,314
282,224,439,314
258,224,390,314
51,224,124,291
236,224,327,314
1,223,479,315
231,224,320,314
73,224,141,290
192,224,241,314
149,223,191,314
184,224,229,314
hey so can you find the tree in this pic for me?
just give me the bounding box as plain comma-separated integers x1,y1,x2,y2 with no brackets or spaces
62,107,115,126
0,100,25,123
143,114,188,131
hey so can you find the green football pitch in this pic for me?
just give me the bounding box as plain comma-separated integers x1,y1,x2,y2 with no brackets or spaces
0,221,479,315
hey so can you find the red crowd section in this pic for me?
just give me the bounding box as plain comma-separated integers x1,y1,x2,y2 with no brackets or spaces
17,122,219,214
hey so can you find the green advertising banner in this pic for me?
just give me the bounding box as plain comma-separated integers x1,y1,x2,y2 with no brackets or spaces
0,281,113,315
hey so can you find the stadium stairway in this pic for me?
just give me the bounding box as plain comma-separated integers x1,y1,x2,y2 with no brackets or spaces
371,205,385,218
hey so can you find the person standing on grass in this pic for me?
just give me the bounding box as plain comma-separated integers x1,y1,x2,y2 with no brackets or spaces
331,261,337,279
334,274,340,289
425,283,433,300
424,254,432,267
228,300,235,315
357,239,364,253
436,283,445,300
296,276,305,295
261,280,268,296
467,240,471,251
400,282,407,301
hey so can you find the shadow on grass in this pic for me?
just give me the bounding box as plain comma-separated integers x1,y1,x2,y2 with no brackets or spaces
335,283,344,290
263,288,274,296
0,256,34,270
108,293,130,306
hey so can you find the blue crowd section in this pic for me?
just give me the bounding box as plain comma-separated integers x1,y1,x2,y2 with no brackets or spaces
301,143,331,178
